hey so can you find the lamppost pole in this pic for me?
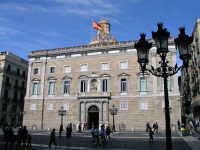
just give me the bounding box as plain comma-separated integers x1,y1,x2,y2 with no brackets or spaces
58,106,66,127
134,23,192,150
109,104,118,132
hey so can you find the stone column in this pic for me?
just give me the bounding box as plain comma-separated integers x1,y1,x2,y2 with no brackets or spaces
40,62,46,96
84,102,86,122
106,101,109,124
77,101,81,130
87,79,90,92
151,53,157,93
26,62,33,97
98,78,101,92
100,101,103,125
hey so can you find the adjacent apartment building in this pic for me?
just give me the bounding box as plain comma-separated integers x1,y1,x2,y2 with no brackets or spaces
0,51,28,126
180,18,200,124
24,19,181,130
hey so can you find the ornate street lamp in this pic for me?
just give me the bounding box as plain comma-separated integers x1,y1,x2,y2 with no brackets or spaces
20,110,26,126
58,106,66,126
134,22,192,150
109,104,118,132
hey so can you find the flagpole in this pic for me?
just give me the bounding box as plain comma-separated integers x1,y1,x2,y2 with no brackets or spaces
91,19,93,42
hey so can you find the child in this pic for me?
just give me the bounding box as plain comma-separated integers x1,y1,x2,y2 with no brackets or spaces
149,127,154,143
27,134,32,148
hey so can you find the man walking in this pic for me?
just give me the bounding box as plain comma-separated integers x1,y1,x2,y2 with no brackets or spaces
21,126,28,149
4,127,14,150
49,129,57,147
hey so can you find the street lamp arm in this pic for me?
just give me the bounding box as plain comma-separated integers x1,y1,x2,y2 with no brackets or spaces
144,64,182,77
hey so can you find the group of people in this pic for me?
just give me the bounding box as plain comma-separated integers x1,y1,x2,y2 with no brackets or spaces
3,125,31,150
91,123,113,145
58,123,72,138
146,122,159,143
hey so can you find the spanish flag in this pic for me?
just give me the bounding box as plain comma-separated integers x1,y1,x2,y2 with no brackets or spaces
92,21,102,31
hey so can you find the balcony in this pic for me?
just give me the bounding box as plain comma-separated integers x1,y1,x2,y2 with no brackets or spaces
4,82,11,88
1,97,10,103
76,92,111,98
0,67,27,79
14,85,26,92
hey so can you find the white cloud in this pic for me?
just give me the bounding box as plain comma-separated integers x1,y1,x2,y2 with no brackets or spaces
0,27,22,35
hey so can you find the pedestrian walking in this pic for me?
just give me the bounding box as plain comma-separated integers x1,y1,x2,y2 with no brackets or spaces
149,127,154,143
146,122,150,132
99,126,106,145
78,124,82,133
106,126,112,141
49,129,57,147
155,122,159,134
16,133,21,150
94,127,99,145
4,127,15,150
91,124,95,141
177,120,180,130
66,124,71,138
69,123,72,137
27,134,32,149
59,124,63,138
21,126,28,149
18,126,23,136
83,122,86,130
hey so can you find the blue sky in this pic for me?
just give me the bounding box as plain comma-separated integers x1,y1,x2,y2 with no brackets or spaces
0,0,199,66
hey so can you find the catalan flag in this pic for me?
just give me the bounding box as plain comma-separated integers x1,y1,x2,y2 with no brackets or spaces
92,21,102,31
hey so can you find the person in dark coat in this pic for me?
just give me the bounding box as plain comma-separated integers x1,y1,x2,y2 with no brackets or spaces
16,133,21,150
66,124,70,137
69,123,72,137
27,134,32,148
149,127,154,143
21,126,28,149
78,124,82,133
59,125,63,138
49,129,57,147
4,127,14,150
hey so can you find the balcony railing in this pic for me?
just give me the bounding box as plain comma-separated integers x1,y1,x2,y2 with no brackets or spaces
0,67,27,78
76,92,111,98
14,85,26,92
2,97,10,102
4,82,11,88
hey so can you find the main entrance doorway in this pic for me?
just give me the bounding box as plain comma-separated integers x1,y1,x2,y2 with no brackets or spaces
88,105,99,129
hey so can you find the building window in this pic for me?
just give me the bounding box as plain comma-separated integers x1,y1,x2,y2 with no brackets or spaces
33,68,39,75
48,82,55,95
140,102,148,110
102,79,108,92
140,77,147,91
47,102,54,110
63,103,69,110
64,66,71,73
101,62,109,70
63,81,70,94
121,78,127,92
80,80,87,92
120,102,128,110
80,64,88,72
50,67,56,74
32,82,38,95
30,102,36,110
120,61,128,69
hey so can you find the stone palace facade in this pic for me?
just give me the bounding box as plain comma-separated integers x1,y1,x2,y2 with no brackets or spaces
23,19,181,131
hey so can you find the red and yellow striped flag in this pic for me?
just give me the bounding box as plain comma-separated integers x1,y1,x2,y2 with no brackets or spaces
92,21,102,31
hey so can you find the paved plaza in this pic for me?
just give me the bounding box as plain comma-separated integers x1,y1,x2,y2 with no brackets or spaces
0,128,200,150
